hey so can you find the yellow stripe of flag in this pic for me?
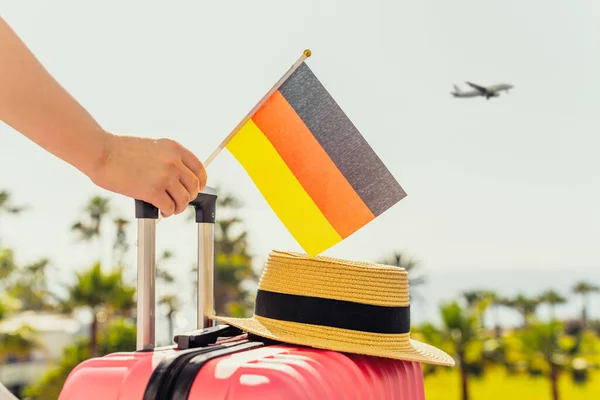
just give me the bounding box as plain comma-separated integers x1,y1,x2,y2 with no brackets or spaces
226,119,342,256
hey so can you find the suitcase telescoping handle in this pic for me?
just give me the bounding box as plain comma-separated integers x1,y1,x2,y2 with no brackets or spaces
134,187,218,351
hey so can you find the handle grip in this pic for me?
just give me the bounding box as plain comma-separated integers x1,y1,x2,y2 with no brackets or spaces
135,199,160,220
134,187,218,351
134,186,218,222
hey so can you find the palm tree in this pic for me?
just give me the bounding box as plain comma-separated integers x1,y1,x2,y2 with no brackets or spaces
112,217,130,267
439,301,481,400
212,252,256,317
539,290,567,322
0,190,27,247
462,290,489,309
509,294,541,328
0,294,21,321
0,324,42,364
482,291,510,338
156,250,179,341
156,250,176,285
71,196,111,261
6,258,56,312
0,294,42,366
71,196,111,240
0,191,27,214
464,290,509,333
572,282,599,329
158,294,180,341
517,321,581,400
1,248,56,312
64,262,135,357
0,247,17,282
378,252,427,303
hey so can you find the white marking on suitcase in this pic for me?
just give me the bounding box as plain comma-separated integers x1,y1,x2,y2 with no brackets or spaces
239,374,271,386
214,348,288,379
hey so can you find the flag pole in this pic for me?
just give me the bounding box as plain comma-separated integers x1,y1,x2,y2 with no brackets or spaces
203,49,312,168
147,49,312,228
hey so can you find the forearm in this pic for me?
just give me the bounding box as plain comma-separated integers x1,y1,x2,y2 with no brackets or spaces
0,17,108,176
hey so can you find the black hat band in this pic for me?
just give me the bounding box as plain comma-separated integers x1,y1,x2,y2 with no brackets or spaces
254,289,411,334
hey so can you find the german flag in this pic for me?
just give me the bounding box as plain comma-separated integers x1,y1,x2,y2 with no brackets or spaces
225,59,406,256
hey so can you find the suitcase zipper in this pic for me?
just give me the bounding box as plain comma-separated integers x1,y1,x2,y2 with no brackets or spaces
143,344,227,400
143,340,265,400
170,340,265,400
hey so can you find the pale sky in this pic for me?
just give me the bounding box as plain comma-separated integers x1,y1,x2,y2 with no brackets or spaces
1,1,599,313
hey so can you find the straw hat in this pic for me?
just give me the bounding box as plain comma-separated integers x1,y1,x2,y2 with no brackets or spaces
211,250,455,367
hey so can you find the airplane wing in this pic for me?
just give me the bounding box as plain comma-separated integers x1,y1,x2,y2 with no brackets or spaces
465,81,488,94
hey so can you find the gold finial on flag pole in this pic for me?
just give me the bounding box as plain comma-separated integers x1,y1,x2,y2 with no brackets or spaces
202,49,312,168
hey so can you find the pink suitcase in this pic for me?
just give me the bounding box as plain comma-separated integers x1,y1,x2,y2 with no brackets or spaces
58,188,427,400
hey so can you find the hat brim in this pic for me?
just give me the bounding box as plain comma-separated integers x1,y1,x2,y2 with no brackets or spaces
211,315,455,367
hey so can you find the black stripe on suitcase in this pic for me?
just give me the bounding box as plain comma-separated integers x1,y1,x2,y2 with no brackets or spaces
142,340,264,400
171,341,265,400
143,344,227,400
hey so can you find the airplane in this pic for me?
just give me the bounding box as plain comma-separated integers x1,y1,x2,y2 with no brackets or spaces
451,81,514,100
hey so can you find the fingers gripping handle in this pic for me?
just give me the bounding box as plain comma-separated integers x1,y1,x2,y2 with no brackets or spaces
134,187,218,351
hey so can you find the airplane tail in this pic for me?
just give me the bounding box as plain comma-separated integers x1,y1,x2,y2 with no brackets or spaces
453,84,461,93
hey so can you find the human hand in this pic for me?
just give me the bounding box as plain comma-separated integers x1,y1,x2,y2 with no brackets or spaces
89,132,207,217
0,16,205,212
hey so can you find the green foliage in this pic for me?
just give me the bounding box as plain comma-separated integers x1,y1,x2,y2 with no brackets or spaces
516,322,569,369
0,248,51,362
97,318,136,354
62,262,136,356
0,190,27,214
65,263,134,311
572,282,600,329
0,247,17,282
573,282,600,295
539,290,568,322
5,258,57,312
22,338,90,400
158,293,180,340
23,318,136,400
0,323,41,359
503,293,542,328
424,367,600,400
540,290,567,306
112,217,130,266
214,252,256,317
440,301,481,351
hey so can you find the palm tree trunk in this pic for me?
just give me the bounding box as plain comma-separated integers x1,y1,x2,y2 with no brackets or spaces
97,236,103,266
550,364,560,400
522,312,529,328
168,312,174,341
551,304,556,322
582,294,588,329
90,313,99,357
494,306,502,338
458,351,469,400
